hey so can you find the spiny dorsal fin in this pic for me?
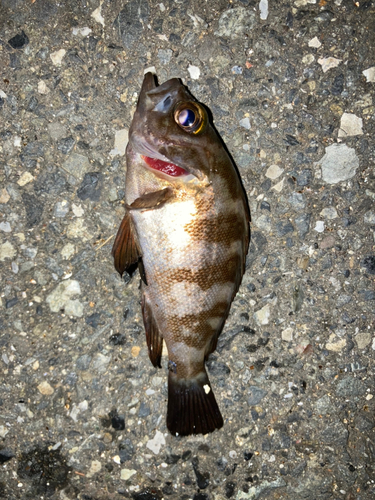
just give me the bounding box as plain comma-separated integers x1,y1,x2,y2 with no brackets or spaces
112,211,141,276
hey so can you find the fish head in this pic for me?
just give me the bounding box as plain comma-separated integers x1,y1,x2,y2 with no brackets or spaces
128,72,220,183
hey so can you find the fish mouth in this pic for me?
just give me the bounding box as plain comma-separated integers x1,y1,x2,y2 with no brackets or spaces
141,155,190,178
132,136,193,179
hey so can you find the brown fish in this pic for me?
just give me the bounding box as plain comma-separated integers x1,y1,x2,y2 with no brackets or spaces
112,72,250,436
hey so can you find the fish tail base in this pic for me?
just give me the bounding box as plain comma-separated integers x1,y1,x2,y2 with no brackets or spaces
167,371,223,436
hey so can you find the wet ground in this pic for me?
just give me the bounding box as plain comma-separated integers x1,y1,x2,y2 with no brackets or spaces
1,0,375,499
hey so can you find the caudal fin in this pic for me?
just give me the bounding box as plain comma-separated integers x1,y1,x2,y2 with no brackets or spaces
167,370,223,436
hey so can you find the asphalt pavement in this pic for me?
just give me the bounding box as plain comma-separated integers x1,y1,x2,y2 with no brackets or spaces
0,1,374,499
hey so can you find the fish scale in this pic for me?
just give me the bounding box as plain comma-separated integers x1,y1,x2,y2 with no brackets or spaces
112,72,250,436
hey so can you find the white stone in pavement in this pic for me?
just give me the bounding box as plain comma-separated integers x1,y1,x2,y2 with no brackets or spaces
338,113,363,137
318,144,359,184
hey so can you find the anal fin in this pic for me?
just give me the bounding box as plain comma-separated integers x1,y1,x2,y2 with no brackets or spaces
142,292,163,368
167,370,223,436
204,316,226,359
112,211,142,277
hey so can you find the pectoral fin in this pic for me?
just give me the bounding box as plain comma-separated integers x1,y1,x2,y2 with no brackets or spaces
142,292,163,368
127,187,174,210
112,211,142,277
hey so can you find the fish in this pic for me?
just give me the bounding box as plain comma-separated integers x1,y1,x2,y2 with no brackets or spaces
112,72,250,436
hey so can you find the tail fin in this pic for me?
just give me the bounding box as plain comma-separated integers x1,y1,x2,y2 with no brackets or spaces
167,370,223,436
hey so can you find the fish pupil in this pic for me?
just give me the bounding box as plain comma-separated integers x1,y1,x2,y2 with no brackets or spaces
178,108,196,127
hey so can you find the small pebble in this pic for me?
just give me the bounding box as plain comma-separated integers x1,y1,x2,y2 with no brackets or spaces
320,207,338,220
110,129,128,157
254,214,271,232
326,336,346,352
146,430,166,454
62,153,90,184
254,304,271,326
314,221,325,233
121,469,137,480
362,66,375,83
282,328,293,342
61,243,76,259
131,346,141,358
271,178,285,192
91,4,105,26
37,381,54,395
239,117,251,129
308,36,321,48
319,144,359,184
91,353,111,374
86,460,102,478
318,57,342,73
72,27,92,37
338,113,363,138
232,65,243,74
364,211,375,224
103,432,113,443
72,203,84,217
8,31,29,49
17,172,34,186
259,0,268,20
320,235,336,249
265,165,283,180
188,65,200,80
0,222,11,232
0,241,16,261
48,122,67,141
54,200,70,218
46,279,82,314
50,49,66,65
355,333,371,349
288,192,306,210
37,81,50,94
247,386,267,406
0,189,10,204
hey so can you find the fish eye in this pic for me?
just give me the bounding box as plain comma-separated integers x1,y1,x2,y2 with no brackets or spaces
174,102,206,134
177,108,196,127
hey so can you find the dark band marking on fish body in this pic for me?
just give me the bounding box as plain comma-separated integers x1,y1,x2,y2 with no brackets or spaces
184,212,246,244
183,189,247,247
165,300,230,348
165,254,241,291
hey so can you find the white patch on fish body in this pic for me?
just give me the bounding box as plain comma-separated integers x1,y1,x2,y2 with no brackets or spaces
161,198,197,248
167,281,235,317
207,316,223,330
138,197,197,250
167,342,205,364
